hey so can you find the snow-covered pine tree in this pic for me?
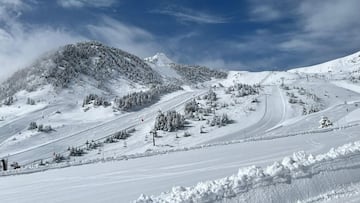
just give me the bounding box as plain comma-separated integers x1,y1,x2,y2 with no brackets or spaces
319,116,333,128
28,122,38,130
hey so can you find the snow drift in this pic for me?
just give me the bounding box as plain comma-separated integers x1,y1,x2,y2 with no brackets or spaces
135,141,360,203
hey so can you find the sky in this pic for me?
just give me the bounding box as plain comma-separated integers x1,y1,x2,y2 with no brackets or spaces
1,0,360,80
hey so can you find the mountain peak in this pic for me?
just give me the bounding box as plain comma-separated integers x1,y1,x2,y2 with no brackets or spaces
144,52,174,66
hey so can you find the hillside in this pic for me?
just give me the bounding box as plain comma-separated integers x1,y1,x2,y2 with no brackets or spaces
289,51,360,74
0,42,228,101
0,41,163,100
144,52,228,84
2,43,360,203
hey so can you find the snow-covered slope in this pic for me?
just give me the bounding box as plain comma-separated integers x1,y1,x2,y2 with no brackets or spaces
0,41,164,100
135,141,360,203
144,52,174,66
2,41,360,203
144,53,182,80
145,52,228,83
289,51,360,74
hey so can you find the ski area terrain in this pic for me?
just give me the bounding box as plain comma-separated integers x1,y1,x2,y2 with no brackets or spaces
1,42,360,203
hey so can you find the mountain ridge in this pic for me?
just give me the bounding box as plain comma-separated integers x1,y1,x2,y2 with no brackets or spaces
0,41,228,100
289,51,360,74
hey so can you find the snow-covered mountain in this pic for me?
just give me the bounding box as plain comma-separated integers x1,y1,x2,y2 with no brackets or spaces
289,51,360,74
0,42,228,100
3,41,360,203
144,52,174,66
144,52,228,83
0,41,163,100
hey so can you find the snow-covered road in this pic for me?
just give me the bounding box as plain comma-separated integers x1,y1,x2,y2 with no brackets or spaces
1,122,360,202
1,89,205,164
206,85,288,143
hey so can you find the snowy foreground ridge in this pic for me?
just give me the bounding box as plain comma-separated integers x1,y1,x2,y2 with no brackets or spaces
135,141,360,203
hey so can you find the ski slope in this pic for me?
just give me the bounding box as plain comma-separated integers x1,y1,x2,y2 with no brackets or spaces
0,89,206,164
205,85,289,143
2,50,360,202
1,121,360,202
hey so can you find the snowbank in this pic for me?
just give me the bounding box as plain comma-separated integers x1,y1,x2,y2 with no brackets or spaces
134,141,360,203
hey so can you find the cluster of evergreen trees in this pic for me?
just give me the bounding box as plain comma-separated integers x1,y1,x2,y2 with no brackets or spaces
82,94,110,107
184,99,213,120
53,153,66,163
154,110,185,132
319,116,333,128
3,96,14,106
104,130,132,143
287,92,303,104
225,83,259,97
114,85,182,111
286,87,322,115
171,64,227,83
184,99,200,117
44,41,163,88
0,41,163,100
207,114,231,127
302,105,320,115
293,86,321,102
203,89,217,101
68,147,85,156
26,98,36,105
28,122,53,133
86,140,103,150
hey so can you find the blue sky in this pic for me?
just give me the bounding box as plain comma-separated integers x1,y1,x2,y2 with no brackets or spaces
1,0,360,80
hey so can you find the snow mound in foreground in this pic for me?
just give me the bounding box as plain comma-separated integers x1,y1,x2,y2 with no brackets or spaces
135,141,360,203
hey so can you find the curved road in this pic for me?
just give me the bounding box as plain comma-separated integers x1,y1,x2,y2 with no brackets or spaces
205,85,287,143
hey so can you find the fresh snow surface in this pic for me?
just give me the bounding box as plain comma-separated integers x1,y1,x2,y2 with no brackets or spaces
289,51,360,74
144,53,181,79
144,53,174,66
2,126,360,203
135,141,360,203
2,50,360,203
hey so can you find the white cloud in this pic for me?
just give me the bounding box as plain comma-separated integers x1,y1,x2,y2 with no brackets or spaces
196,58,246,70
0,0,85,81
0,0,168,82
57,0,115,8
0,0,28,21
250,4,281,22
299,0,360,34
87,17,160,58
0,24,85,81
152,6,228,24
0,11,166,81
278,0,360,61
238,0,360,69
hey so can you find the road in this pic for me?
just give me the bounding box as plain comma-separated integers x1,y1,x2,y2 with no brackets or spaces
1,120,360,203
205,85,288,143
1,89,205,164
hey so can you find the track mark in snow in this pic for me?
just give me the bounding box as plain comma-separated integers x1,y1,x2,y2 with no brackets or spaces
299,183,360,203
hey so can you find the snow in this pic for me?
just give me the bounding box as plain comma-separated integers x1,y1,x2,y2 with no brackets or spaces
2,49,360,203
135,141,360,203
145,53,181,79
289,51,360,74
2,124,360,202
144,53,174,66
